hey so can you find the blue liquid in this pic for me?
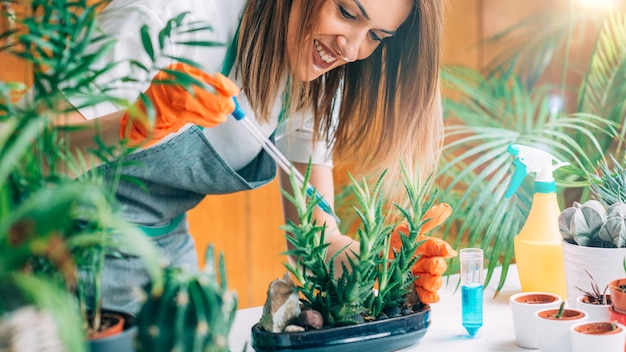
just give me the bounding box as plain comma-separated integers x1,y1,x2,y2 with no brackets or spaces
462,283,483,337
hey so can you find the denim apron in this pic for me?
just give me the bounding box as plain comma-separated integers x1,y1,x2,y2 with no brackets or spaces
97,125,276,314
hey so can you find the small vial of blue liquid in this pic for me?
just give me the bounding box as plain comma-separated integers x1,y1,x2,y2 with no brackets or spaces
460,248,484,337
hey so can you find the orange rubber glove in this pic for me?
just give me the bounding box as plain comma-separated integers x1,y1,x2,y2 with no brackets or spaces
120,63,240,147
390,203,457,304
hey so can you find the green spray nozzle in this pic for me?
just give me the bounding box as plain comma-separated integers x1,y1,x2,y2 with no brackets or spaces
504,144,569,199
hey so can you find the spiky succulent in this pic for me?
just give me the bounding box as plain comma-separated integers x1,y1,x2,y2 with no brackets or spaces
281,162,435,327
590,156,626,208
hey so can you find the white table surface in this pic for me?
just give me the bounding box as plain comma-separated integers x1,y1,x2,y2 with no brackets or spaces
228,265,533,352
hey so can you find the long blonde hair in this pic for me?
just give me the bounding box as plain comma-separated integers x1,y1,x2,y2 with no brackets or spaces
237,0,444,199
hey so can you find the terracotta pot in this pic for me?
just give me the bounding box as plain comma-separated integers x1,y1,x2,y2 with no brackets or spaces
609,278,626,314
509,292,562,349
535,307,588,352
609,306,626,326
88,310,137,352
88,312,125,340
576,295,611,322
570,321,626,352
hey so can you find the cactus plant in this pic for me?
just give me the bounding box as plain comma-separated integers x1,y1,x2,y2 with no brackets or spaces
558,200,608,247
281,162,436,327
135,245,237,352
559,199,626,248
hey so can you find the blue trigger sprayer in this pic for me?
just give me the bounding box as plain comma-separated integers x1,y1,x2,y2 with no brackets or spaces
505,143,568,298
230,98,341,224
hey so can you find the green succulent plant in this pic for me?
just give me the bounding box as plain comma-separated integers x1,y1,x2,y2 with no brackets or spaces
559,199,626,248
590,156,626,208
282,162,436,327
136,245,237,352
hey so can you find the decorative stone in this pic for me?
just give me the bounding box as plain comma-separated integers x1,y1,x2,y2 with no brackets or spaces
284,325,306,333
296,309,323,329
259,273,301,333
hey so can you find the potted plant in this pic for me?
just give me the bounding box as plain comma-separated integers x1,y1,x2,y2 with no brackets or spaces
574,270,612,321
570,321,626,352
558,170,626,304
509,291,562,349
251,164,453,351
0,0,222,350
535,301,588,352
434,1,626,294
135,244,237,352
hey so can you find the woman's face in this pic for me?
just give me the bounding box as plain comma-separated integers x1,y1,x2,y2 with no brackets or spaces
287,0,413,82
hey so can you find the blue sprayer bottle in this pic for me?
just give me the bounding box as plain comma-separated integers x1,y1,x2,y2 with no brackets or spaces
505,144,568,299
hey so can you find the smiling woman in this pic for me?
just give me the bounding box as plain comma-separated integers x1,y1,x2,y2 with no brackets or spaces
47,0,445,315
287,0,413,79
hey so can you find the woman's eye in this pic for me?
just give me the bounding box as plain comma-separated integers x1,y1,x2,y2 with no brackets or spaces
369,31,382,42
338,5,356,20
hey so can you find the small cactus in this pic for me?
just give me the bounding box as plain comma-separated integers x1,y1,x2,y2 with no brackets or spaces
135,245,237,352
598,203,626,248
558,200,607,246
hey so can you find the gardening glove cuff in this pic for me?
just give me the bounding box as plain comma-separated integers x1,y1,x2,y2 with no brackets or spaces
120,63,240,147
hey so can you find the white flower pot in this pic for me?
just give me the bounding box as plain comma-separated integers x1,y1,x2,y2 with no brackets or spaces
562,241,626,304
509,292,562,349
535,306,587,352
570,321,626,352
575,295,611,322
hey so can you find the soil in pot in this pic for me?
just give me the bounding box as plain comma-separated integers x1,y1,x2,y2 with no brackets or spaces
88,312,125,340
574,322,622,335
576,295,611,322
580,294,612,306
537,308,586,320
514,293,560,304
88,310,137,352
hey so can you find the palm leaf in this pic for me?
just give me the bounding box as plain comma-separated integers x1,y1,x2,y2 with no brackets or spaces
440,66,611,293
578,12,626,159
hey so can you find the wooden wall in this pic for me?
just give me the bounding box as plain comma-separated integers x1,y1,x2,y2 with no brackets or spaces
0,0,564,308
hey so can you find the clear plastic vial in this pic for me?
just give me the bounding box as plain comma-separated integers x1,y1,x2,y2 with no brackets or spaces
460,248,484,337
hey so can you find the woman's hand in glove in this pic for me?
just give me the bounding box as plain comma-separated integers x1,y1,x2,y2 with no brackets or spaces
120,63,240,147
390,203,457,304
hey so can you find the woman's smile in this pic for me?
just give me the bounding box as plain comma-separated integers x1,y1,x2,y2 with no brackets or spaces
313,38,338,70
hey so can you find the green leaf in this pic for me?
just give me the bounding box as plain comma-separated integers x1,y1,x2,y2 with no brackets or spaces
140,25,155,61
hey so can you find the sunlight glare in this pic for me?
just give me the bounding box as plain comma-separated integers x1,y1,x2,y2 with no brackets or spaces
575,0,620,11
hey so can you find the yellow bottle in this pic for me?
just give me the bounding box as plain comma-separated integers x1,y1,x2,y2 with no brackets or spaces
505,144,568,299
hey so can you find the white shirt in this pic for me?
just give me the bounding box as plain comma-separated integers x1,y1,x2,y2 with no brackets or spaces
71,0,333,170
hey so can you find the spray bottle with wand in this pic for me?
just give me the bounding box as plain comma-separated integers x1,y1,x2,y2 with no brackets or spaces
505,143,568,299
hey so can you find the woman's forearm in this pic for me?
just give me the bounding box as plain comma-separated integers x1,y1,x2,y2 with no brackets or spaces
54,109,125,175
279,163,359,276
